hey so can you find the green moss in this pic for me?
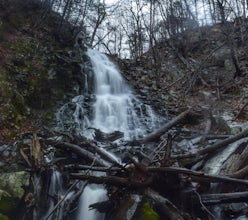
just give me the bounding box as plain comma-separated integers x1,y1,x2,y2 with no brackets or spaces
0,11,81,125
132,200,159,220
140,203,159,220
0,68,23,127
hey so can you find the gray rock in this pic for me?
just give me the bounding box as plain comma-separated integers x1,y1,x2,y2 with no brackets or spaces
0,145,8,152
2,150,10,157
213,47,231,61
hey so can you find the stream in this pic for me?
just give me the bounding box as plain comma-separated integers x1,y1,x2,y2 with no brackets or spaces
51,48,163,219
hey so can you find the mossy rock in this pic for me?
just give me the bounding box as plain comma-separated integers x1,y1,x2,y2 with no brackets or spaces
139,203,159,220
132,200,159,220
0,171,29,199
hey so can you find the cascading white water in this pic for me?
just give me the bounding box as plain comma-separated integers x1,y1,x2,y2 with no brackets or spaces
57,49,161,140
56,48,163,220
88,49,159,140
77,184,106,220
41,169,74,220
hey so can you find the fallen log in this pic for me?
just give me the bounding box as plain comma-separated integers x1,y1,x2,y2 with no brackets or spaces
228,164,248,179
70,173,153,189
233,101,248,121
173,128,248,159
68,164,248,186
45,139,125,168
201,191,248,205
80,139,124,169
202,134,230,140
147,166,248,186
45,140,108,167
219,137,248,177
140,109,191,144
65,164,120,172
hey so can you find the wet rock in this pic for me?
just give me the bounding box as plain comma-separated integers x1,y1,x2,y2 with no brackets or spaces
0,145,8,153
0,145,12,157
223,202,248,217
2,150,10,157
0,143,19,157
94,129,124,142
213,47,231,61
220,112,248,134
213,116,231,134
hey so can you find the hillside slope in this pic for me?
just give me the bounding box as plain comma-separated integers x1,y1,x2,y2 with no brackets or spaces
0,0,83,142
120,23,248,120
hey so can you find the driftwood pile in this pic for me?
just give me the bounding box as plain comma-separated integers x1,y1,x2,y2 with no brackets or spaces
21,109,248,219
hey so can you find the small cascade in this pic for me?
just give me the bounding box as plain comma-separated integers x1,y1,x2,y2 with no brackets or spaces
77,184,106,220
43,169,75,220
44,169,64,220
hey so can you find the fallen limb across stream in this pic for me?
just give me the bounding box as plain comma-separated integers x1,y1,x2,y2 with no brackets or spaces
148,166,248,186
172,128,248,159
140,109,191,144
45,140,107,166
70,173,154,188
68,165,248,187
45,139,124,168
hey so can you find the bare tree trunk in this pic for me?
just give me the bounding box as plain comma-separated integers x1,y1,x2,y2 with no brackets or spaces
89,4,106,47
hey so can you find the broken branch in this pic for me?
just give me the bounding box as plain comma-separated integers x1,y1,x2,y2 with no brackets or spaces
141,109,191,143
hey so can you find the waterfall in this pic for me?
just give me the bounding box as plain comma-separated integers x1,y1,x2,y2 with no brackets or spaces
57,49,162,140
55,48,163,220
